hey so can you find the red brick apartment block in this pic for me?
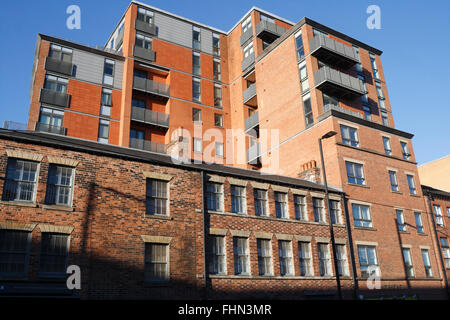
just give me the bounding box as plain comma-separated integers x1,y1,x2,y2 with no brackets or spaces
21,1,448,299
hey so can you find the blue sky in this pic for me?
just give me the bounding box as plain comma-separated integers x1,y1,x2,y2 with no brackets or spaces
0,0,448,165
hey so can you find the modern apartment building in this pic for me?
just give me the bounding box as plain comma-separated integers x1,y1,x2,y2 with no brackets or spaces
20,1,449,298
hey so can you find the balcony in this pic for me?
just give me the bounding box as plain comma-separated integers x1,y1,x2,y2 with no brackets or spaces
314,66,366,99
240,27,253,46
132,76,170,98
241,54,255,72
39,88,71,108
44,57,73,76
255,20,287,44
245,112,259,133
129,138,166,154
135,19,157,36
34,122,67,135
133,45,156,62
247,143,261,165
309,34,359,69
243,83,257,107
115,26,124,50
131,107,169,129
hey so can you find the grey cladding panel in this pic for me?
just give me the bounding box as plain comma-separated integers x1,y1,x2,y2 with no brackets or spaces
113,61,123,89
154,12,192,48
200,29,213,54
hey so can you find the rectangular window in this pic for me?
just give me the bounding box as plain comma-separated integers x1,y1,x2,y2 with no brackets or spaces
389,170,399,192
346,161,365,185
135,33,152,50
375,83,384,99
144,243,169,282
130,128,145,141
206,182,223,211
378,97,386,110
381,111,389,126
313,197,325,223
193,52,201,75
323,93,339,110
214,113,223,127
231,185,246,214
402,248,415,278
213,59,221,81
192,108,202,123
214,85,222,108
396,210,406,232
421,249,433,277
415,212,424,233
241,16,252,33
318,243,332,276
209,236,225,275
44,74,68,93
192,26,201,50
39,107,64,130
39,233,69,276
0,230,31,278
434,205,444,226
193,78,201,102
440,238,450,269
279,241,293,276
400,142,410,160
294,195,307,221
448,207,450,218
100,88,112,116
407,174,417,195
103,59,115,86
295,31,305,60
303,94,313,128
132,98,146,109
382,136,392,155
193,137,202,153
2,159,38,203
146,179,168,216
254,189,268,217
353,46,362,72
298,61,308,92
340,125,359,147
215,142,224,158
137,7,154,24
45,165,74,206
358,245,379,278
336,244,349,276
352,204,372,228
257,239,272,276
98,119,109,143
212,33,220,56
275,192,288,219
233,237,249,275
298,242,313,276
363,105,372,121
243,42,254,59
370,53,380,80
330,200,341,224
49,44,73,63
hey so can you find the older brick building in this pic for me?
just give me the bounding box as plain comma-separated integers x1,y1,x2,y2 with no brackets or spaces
16,1,449,299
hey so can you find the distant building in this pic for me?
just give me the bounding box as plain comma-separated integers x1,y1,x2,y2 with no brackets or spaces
419,156,450,192
3,121,27,130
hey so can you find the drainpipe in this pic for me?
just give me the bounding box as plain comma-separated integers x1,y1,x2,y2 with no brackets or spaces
425,191,449,298
201,170,208,300
341,192,359,300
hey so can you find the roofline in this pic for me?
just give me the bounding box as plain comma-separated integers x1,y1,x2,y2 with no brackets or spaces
39,34,125,61
422,185,450,199
418,155,450,167
0,129,343,194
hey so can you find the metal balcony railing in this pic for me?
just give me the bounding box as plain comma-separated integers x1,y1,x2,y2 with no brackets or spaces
309,34,359,68
133,45,156,62
131,107,169,128
133,76,170,97
247,143,261,164
245,112,259,132
255,20,287,40
135,19,157,36
44,57,73,76
243,83,257,106
129,138,166,154
115,27,124,49
240,27,253,46
39,88,71,108
241,54,255,72
35,122,67,135
314,66,366,97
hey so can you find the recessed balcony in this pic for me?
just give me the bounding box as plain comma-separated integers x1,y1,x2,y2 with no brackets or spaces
245,112,259,134
115,27,124,50
243,83,257,107
34,122,67,135
133,45,156,62
240,27,253,46
241,54,255,72
39,88,71,108
129,138,166,154
131,107,169,129
44,57,73,76
309,34,359,69
255,20,287,44
314,66,366,99
135,19,157,36
132,76,170,98
247,142,261,165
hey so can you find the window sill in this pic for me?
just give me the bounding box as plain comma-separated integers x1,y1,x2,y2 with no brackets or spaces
209,274,338,280
409,194,421,198
354,226,377,231
0,201,37,208
417,232,428,236
143,214,173,221
42,204,74,212
346,183,370,189
398,230,410,234
391,191,402,195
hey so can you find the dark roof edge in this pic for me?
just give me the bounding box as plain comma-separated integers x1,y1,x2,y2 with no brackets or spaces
38,34,125,61
318,109,414,139
0,129,343,195
422,185,450,199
